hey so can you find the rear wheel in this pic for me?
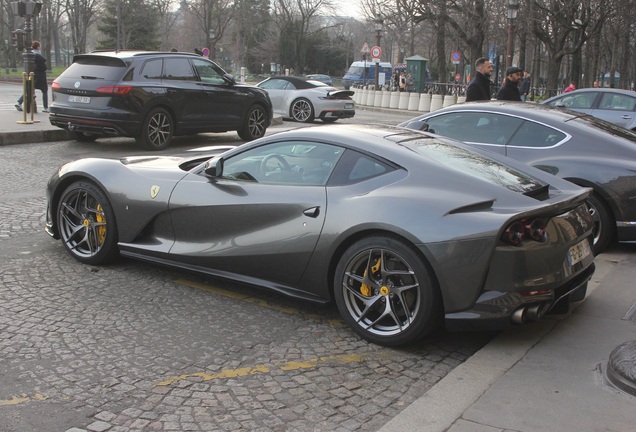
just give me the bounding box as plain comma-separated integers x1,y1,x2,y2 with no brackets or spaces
587,194,615,255
136,107,174,150
238,105,267,141
57,181,119,265
334,235,441,346
290,98,314,123
67,130,98,142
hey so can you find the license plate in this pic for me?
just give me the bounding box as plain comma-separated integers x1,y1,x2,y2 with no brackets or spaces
68,95,90,104
567,239,592,266
345,103,354,109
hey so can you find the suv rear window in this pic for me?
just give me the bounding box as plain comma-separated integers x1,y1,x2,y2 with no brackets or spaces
63,57,128,81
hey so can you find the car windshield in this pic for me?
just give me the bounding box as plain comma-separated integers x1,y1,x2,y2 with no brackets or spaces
404,138,545,193
64,57,128,81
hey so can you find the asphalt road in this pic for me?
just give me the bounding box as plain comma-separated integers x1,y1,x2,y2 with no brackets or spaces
0,111,494,432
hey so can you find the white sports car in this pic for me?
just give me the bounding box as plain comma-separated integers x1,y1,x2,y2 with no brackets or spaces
257,76,355,123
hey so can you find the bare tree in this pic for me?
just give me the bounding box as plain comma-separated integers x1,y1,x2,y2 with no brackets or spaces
186,0,234,57
66,0,101,53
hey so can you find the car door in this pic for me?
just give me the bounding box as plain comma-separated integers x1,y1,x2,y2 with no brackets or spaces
167,140,344,288
258,79,291,116
504,120,569,173
161,57,210,129
590,92,636,129
545,91,598,116
191,58,243,128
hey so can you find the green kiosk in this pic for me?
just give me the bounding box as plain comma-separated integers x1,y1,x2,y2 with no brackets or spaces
405,55,430,93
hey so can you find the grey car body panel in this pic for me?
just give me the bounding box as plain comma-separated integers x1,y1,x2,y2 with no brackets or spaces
46,125,595,327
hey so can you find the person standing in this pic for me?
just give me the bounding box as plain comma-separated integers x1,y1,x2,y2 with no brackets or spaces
496,66,523,101
465,58,493,101
406,73,415,92
519,70,531,102
399,72,406,92
15,40,48,112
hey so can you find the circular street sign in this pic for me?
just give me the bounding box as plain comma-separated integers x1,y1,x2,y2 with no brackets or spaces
202,47,210,57
371,46,382,59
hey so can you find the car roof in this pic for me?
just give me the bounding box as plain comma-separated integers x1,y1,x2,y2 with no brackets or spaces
263,75,323,89
544,88,636,101
76,50,204,60
430,101,582,123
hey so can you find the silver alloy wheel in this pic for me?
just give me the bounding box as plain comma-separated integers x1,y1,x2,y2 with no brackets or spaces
58,188,108,259
248,106,266,138
291,99,313,122
341,247,421,337
147,111,172,147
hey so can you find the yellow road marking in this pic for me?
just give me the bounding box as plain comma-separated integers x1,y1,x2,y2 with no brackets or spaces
157,353,367,387
175,279,345,328
0,393,48,406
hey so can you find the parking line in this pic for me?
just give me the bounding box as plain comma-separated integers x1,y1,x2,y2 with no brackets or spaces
0,393,48,406
175,279,345,328
157,353,367,387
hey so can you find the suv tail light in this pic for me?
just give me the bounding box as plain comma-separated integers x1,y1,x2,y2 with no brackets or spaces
96,86,133,95
51,81,60,90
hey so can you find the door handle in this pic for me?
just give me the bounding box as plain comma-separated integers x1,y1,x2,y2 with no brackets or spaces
303,206,320,218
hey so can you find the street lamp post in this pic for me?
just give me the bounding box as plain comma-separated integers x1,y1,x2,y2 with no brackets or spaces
570,19,583,87
505,0,519,68
374,18,383,90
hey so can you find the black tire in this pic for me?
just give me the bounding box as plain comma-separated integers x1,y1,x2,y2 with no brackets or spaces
290,98,314,123
57,181,119,265
67,130,98,142
334,235,441,346
238,104,268,141
587,194,615,255
321,118,338,123
136,107,174,150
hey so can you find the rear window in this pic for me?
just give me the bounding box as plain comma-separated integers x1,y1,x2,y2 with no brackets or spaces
64,57,128,81
405,138,544,193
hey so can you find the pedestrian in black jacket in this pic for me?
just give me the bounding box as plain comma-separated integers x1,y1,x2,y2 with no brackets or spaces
15,40,48,112
496,66,523,101
465,58,493,102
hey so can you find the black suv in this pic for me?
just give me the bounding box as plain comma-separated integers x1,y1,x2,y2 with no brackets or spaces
49,51,273,150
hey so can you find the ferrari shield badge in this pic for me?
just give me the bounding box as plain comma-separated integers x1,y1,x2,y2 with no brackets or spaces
150,185,160,199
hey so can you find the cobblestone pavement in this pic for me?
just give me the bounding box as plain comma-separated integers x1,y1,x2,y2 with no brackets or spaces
0,139,494,432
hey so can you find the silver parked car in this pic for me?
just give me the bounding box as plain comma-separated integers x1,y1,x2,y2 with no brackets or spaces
257,76,354,123
542,88,636,130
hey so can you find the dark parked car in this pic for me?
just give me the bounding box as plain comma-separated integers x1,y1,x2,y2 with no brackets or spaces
49,51,273,150
306,74,333,86
45,124,595,346
542,88,636,130
400,101,636,253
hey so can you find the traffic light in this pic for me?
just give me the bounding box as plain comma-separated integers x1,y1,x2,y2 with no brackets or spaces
11,29,25,51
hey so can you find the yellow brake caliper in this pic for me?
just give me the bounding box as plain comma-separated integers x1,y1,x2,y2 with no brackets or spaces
360,258,381,297
95,204,106,245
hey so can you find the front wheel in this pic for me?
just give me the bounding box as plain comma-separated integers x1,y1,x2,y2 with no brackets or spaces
136,107,174,150
57,181,119,265
587,194,615,255
238,105,268,141
290,98,314,123
334,235,441,346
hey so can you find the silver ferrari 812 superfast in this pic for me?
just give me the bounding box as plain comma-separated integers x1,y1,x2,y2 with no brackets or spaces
46,124,595,346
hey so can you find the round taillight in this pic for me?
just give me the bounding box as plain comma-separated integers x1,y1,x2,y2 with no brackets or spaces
502,221,525,245
527,219,546,242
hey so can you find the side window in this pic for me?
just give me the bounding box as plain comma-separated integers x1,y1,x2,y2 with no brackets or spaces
329,149,394,186
508,121,567,148
221,141,344,185
424,113,474,142
599,93,636,111
549,92,596,108
192,58,226,85
162,58,196,81
141,59,162,80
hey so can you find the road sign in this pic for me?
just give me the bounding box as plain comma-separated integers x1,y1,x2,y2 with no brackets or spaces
360,42,370,54
451,51,461,64
371,46,382,59
202,47,210,57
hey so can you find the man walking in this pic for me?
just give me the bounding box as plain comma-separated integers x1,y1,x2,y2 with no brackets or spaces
465,58,493,102
519,70,531,102
496,66,523,101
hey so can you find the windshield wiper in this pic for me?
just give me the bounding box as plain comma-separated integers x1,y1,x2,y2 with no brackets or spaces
80,75,104,80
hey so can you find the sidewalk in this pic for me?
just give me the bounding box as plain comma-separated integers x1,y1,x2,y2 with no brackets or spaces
380,246,636,432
